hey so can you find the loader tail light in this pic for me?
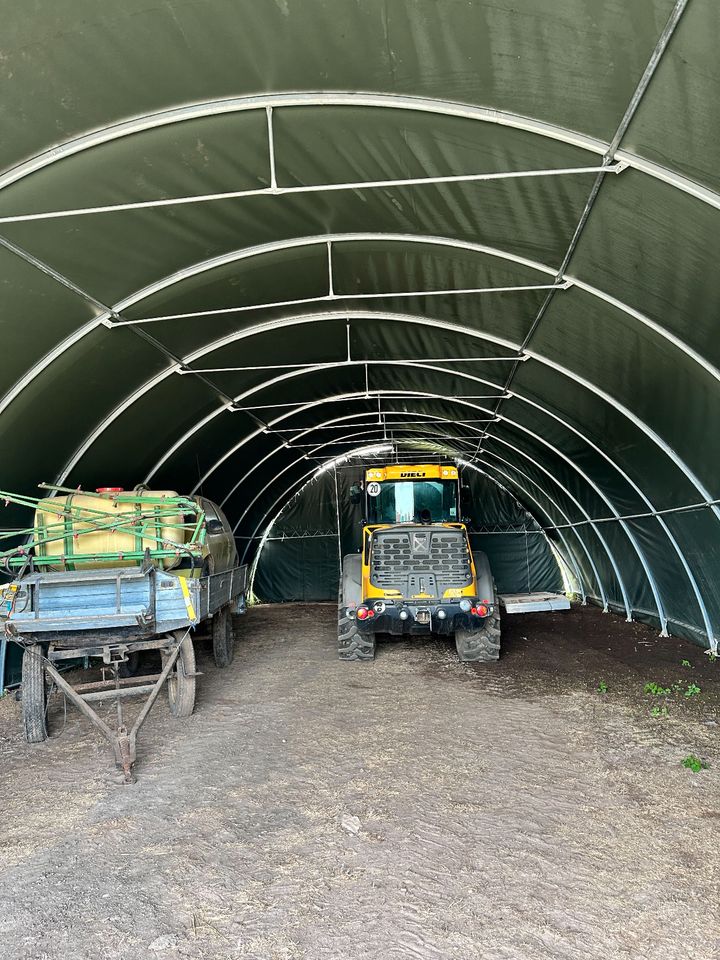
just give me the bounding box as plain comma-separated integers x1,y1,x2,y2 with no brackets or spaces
356,606,370,620
476,603,488,617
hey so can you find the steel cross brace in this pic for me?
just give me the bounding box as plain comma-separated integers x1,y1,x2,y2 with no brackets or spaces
43,636,183,783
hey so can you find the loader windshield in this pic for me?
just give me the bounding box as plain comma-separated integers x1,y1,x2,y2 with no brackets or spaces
367,480,459,524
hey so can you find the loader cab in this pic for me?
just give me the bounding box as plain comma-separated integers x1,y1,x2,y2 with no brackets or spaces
363,464,461,526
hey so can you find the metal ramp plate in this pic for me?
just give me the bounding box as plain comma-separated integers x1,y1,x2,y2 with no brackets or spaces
499,592,571,614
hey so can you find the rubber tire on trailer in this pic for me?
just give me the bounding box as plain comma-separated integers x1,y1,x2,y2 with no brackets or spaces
455,590,502,663
212,604,235,668
337,599,376,661
164,635,197,718
21,644,48,743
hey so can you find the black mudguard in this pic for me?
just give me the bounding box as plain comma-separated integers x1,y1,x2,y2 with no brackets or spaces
472,550,495,603
341,554,363,606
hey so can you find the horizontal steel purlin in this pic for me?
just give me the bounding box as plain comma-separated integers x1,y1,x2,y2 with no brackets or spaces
0,164,623,224
543,499,720,528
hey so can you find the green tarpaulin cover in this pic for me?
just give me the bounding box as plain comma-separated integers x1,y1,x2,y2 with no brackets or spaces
0,0,718,651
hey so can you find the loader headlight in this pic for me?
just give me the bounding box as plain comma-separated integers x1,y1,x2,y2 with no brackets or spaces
459,599,472,612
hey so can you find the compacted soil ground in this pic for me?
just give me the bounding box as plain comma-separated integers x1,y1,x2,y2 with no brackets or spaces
0,604,718,960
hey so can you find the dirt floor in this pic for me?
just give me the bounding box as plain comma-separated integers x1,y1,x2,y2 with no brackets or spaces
0,604,719,960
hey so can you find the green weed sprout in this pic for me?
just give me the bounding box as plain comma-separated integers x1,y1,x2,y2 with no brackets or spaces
682,755,708,773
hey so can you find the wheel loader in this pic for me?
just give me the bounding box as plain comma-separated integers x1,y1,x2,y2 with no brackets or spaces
338,463,501,662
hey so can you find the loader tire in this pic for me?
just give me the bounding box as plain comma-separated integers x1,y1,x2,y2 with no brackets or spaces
455,590,501,663
164,634,196,718
337,600,376,661
212,604,235,668
22,644,48,743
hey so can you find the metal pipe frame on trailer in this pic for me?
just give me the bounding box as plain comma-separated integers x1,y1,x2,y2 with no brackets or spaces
5,557,248,775
43,633,185,783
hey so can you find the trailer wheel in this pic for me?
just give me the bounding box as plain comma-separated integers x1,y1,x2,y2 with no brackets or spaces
21,644,48,743
164,635,196,718
212,604,235,668
337,600,376,661
455,591,501,663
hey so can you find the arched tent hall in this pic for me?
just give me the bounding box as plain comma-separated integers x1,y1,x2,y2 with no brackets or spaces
1,0,719,654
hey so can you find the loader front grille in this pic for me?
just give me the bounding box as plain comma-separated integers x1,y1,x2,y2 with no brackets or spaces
369,527,473,596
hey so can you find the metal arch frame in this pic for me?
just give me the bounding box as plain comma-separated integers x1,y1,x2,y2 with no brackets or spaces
123,327,711,641
246,0,688,616
242,436,589,608
1,91,718,210
247,441,592,607
246,448,588,605
224,406,623,619
234,424,478,540
201,311,720,522
457,460,587,602
222,410,494,515
228,410,616,613
476,448,622,613
232,420,608,609
4,229,720,430
211,386,649,621
61,312,521,484
119,237,720,387
184,358,508,487
485,431,715,647
0,231,545,423
188,385,501,493
225,410,497,512
57,306,720,527
0,80,710,634
220,382,706,638
206,358,711,642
